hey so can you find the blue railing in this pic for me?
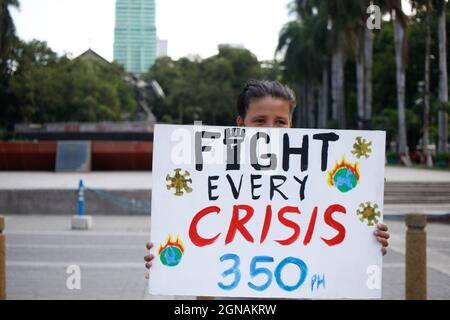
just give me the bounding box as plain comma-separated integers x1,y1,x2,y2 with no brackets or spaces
77,179,151,215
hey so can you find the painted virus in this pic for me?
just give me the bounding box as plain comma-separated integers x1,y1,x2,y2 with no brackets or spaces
166,168,193,196
328,155,360,193
158,234,185,267
356,202,381,226
351,136,372,159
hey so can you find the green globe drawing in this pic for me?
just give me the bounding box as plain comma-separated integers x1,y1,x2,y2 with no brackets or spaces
333,167,358,192
160,246,183,267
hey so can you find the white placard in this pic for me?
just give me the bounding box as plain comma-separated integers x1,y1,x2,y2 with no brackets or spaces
149,124,385,299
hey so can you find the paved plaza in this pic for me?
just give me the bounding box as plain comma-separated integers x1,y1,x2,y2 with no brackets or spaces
2,214,449,300
1,166,449,299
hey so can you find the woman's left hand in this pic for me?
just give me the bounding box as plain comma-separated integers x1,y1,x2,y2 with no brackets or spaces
374,223,389,256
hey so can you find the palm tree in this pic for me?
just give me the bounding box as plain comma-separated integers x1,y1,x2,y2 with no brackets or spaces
277,7,325,129
353,1,374,130
323,1,350,129
314,0,362,129
436,0,448,152
383,0,411,164
0,0,20,76
277,20,306,128
422,0,434,167
411,0,434,166
423,0,433,167
363,4,375,130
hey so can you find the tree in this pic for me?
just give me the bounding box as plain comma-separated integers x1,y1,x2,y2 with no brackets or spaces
424,0,433,166
386,0,411,163
353,0,376,130
436,0,448,152
4,39,137,127
146,47,264,126
277,19,326,128
395,2,410,163
318,0,360,129
0,0,19,77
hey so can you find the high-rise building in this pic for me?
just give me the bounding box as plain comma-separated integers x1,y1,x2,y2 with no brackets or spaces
114,0,157,74
157,39,168,58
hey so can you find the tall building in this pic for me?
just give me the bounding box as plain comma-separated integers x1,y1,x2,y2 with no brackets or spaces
114,0,157,74
157,39,168,57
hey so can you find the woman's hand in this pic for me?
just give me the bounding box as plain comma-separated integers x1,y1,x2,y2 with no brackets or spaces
144,242,154,278
374,223,389,256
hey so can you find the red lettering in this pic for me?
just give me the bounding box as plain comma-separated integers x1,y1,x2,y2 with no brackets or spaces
189,205,221,247
189,203,348,247
225,205,255,244
259,205,273,244
321,204,346,246
303,206,318,245
275,206,301,246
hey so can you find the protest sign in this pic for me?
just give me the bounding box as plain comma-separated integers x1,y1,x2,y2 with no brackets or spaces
149,124,385,299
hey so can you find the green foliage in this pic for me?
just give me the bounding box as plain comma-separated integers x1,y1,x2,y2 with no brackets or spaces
386,151,400,165
434,101,450,113
0,39,137,134
146,46,280,126
434,152,449,167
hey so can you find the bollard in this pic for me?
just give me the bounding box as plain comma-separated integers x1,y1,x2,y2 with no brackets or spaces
405,214,427,300
78,179,85,216
0,216,6,300
71,179,93,230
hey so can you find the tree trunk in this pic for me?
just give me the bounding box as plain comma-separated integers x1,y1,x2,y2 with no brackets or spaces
355,30,365,130
423,0,432,167
332,32,346,129
307,83,315,128
318,66,328,128
295,81,307,128
364,27,373,130
393,8,410,165
438,7,449,152
331,53,338,123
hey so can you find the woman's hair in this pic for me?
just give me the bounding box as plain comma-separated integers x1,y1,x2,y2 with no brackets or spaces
236,80,296,119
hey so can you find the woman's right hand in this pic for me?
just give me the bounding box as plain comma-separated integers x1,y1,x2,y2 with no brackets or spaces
144,242,154,277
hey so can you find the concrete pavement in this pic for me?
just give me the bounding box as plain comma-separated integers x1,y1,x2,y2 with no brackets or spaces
3,214,450,300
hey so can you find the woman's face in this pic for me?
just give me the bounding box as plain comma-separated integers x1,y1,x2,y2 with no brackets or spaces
236,96,292,128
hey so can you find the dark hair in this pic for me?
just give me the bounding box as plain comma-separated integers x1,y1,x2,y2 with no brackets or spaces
237,80,296,119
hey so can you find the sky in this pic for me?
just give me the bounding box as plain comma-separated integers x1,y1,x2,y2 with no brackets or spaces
10,0,293,62
10,0,413,62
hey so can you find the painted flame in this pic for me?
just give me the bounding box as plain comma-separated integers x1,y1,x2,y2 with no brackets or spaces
327,155,360,186
158,234,185,255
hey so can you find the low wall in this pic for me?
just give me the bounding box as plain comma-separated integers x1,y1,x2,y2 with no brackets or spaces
0,142,56,170
0,142,153,171
0,189,151,215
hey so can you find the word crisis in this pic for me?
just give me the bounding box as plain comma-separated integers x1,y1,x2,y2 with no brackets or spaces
188,204,347,247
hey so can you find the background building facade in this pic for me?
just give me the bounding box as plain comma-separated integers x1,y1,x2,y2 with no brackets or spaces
114,0,157,74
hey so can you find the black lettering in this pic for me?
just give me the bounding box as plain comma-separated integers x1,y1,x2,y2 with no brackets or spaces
195,131,221,171
293,175,308,201
250,132,277,170
208,176,219,200
223,128,245,170
250,174,262,200
313,133,339,171
225,174,243,199
282,134,309,172
270,175,288,200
